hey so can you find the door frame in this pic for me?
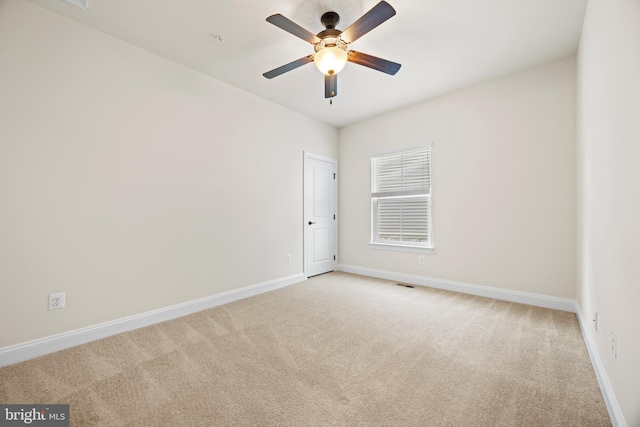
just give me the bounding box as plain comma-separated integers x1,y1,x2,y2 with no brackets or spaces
303,152,338,278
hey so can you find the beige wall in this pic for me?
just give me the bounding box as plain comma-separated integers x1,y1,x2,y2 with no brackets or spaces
577,0,640,425
0,0,337,348
339,57,577,299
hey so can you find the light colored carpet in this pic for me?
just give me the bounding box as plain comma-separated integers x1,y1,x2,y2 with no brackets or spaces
0,272,610,426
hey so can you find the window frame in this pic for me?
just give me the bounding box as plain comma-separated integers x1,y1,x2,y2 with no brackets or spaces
369,144,434,254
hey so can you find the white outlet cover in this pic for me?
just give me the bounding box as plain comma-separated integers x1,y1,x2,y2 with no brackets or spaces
610,331,617,358
48,292,66,310
63,0,89,9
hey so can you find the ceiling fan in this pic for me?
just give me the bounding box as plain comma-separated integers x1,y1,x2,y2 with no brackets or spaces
263,1,401,102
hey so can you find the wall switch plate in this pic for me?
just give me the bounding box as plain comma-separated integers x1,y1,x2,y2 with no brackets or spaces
49,292,65,310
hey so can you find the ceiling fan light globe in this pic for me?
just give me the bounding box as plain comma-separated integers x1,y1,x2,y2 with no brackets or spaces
314,47,348,75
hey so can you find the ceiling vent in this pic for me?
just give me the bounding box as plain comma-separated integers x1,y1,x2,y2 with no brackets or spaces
63,0,89,9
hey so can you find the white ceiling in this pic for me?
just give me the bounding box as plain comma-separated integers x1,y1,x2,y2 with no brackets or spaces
25,0,587,128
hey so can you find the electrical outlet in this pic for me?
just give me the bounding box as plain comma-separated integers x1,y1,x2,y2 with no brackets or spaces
610,331,617,358
48,292,65,310
593,312,598,331
286,254,292,263
418,255,425,265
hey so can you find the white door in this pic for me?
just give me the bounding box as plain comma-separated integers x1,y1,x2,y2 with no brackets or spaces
304,153,337,277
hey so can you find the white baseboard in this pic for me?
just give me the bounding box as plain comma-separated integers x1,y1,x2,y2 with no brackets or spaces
0,273,306,368
337,264,576,312
575,306,627,427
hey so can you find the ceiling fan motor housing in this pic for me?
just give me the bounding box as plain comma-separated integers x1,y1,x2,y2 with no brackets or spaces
316,12,344,52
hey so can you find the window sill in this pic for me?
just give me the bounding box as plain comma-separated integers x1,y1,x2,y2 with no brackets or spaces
368,242,434,255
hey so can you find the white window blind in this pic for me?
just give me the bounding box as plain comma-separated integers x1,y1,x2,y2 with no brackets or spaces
371,146,432,248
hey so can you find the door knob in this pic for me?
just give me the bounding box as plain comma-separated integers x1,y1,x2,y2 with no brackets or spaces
308,221,316,225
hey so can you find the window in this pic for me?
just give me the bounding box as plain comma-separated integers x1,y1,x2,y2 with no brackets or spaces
370,145,432,252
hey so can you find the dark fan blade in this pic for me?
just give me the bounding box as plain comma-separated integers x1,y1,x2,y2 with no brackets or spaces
266,14,321,44
325,74,337,98
347,51,401,75
339,1,396,44
263,55,314,79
